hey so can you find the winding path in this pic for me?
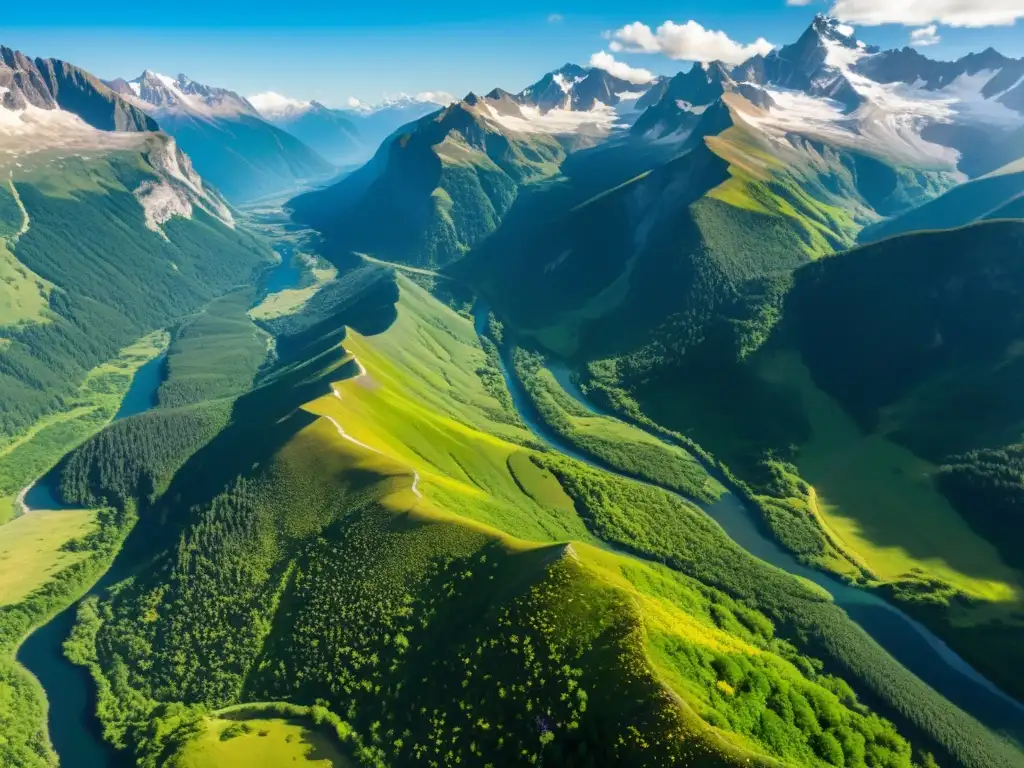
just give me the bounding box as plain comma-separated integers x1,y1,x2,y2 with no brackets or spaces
328,367,422,499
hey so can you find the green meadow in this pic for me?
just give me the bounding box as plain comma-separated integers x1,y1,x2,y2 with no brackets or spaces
0,509,96,606
171,716,354,768
758,350,1024,609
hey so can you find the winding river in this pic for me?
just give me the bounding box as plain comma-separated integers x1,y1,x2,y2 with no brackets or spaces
15,252,309,766
16,352,168,767
12,276,1024,766
472,304,1024,746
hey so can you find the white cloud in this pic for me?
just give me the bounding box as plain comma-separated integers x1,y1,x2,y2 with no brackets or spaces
607,20,775,65
415,91,457,105
247,91,311,119
910,24,941,46
830,0,1024,28
346,96,364,108
786,0,815,5
588,51,655,84
547,13,564,23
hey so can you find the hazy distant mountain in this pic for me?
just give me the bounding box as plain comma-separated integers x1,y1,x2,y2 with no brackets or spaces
862,158,1024,242
249,91,455,167
108,72,334,202
249,92,362,165
343,94,455,154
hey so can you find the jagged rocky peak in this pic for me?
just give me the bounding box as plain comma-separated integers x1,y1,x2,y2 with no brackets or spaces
478,88,525,118
810,14,863,48
126,71,258,118
0,46,156,131
732,14,874,111
517,62,663,114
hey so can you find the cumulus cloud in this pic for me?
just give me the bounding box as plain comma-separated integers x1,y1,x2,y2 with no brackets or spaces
607,20,775,65
547,13,564,23
830,0,1024,28
910,24,941,46
588,51,655,84
346,96,364,108
416,91,457,105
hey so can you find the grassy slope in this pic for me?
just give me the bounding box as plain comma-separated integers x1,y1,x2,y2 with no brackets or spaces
0,177,53,327
73,275,1019,768
0,509,96,605
758,351,1024,607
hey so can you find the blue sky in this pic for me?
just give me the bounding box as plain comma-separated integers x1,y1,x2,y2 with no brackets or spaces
3,1,1023,107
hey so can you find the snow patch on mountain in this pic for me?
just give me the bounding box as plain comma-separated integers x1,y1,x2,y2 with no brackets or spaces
349,92,456,114
734,27,1002,169
482,101,623,136
127,71,258,119
0,102,145,154
936,71,1023,127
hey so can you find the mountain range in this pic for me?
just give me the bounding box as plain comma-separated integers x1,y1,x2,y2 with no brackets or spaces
0,46,271,438
295,14,1024,272
106,71,335,202
3,13,1024,768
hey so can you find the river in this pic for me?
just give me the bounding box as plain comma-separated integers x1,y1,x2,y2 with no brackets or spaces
472,304,1024,746
14,251,310,767
16,352,169,767
14,283,1023,766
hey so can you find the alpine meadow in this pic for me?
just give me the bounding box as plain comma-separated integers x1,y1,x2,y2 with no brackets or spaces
3,5,1024,768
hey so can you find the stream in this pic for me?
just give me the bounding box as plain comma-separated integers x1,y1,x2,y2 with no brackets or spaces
472,304,1024,745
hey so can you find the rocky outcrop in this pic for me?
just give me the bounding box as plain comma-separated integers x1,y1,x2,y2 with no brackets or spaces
0,47,156,131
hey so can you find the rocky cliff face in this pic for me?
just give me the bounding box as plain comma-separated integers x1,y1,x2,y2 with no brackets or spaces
0,47,157,131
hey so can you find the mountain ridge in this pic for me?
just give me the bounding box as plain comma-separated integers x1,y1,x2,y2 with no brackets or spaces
107,70,335,201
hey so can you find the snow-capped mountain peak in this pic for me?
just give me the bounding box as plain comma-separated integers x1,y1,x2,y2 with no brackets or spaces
516,63,664,116
811,14,860,48
123,71,259,119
